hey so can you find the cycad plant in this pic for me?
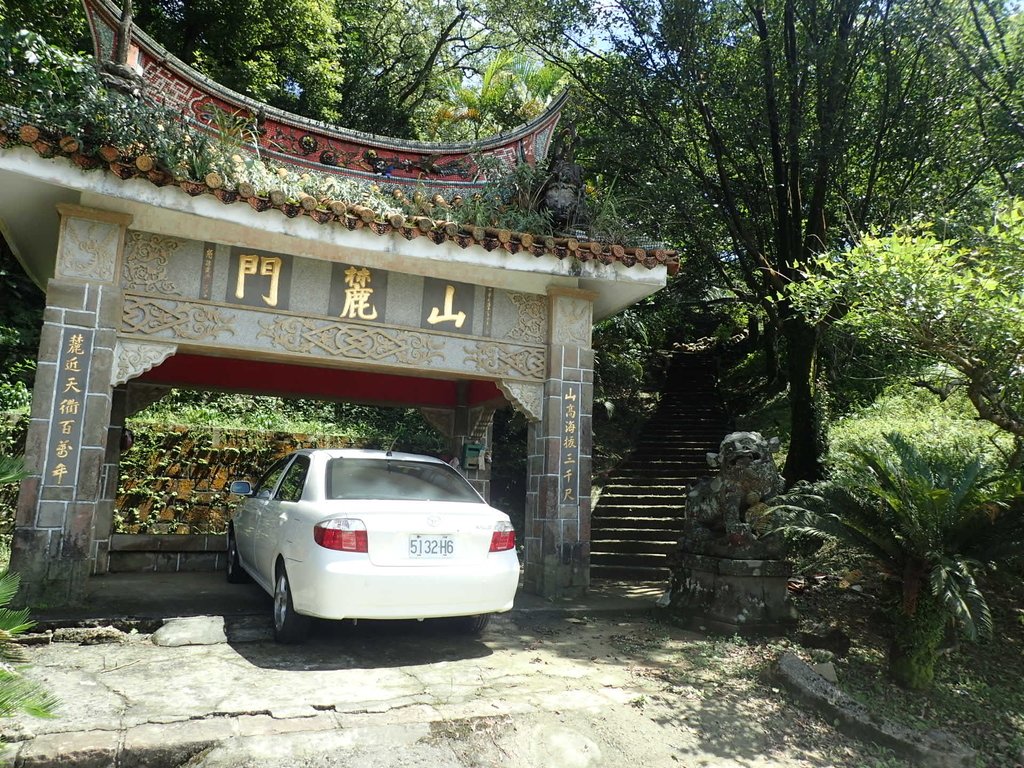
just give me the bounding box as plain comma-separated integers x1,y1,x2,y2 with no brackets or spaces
773,434,1024,690
0,455,57,721
0,570,57,719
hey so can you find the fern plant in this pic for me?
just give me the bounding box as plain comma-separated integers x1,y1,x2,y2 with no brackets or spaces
773,434,1024,690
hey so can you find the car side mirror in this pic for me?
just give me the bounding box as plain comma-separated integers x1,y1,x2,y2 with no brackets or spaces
228,480,253,496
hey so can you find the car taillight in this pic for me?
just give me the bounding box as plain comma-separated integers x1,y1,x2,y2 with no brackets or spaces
314,518,368,552
489,521,516,552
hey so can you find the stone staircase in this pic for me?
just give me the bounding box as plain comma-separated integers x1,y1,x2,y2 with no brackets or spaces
590,352,731,581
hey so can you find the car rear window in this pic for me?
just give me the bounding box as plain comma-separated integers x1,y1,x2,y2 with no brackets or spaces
325,459,483,502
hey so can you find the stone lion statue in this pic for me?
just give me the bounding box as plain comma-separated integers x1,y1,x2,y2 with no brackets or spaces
680,431,785,557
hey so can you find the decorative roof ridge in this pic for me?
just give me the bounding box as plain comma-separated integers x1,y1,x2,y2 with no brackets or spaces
81,0,565,192
0,119,679,276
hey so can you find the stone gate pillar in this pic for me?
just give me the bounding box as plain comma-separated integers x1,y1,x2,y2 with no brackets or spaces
10,204,130,605
523,288,595,598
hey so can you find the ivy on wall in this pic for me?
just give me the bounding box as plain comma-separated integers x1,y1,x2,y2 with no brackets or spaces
116,425,362,534
0,419,364,538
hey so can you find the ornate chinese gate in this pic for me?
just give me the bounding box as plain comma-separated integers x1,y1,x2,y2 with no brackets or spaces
0,0,675,606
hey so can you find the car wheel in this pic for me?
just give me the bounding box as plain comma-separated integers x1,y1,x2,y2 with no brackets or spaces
273,565,310,643
451,613,491,636
225,527,249,584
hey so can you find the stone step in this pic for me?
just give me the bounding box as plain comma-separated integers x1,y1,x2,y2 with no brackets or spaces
591,551,672,568
598,499,688,512
590,516,687,530
593,536,679,552
589,351,730,582
590,565,671,581
593,502,682,514
600,486,691,497
591,528,682,543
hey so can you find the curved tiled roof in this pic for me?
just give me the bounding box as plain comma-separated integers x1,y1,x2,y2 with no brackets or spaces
82,0,564,199
0,120,679,274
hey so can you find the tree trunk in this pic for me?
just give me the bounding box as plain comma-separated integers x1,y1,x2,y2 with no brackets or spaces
781,315,824,484
889,592,947,691
761,320,781,388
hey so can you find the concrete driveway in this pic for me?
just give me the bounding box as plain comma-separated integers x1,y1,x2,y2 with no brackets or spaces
3,574,896,768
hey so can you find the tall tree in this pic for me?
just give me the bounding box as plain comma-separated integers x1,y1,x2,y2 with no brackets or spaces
924,0,1024,195
0,0,89,52
134,0,345,123
133,0,514,137
492,0,998,481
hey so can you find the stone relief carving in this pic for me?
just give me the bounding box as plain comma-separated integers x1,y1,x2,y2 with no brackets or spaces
497,380,543,422
258,317,444,365
420,408,455,439
505,293,546,344
122,231,181,295
122,296,236,340
59,218,120,282
125,383,173,417
112,340,178,386
552,296,592,348
464,343,545,380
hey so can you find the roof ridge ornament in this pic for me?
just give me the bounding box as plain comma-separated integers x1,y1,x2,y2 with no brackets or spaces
98,0,143,98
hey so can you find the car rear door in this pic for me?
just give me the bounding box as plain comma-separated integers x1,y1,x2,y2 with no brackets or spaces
256,454,311,579
239,456,291,585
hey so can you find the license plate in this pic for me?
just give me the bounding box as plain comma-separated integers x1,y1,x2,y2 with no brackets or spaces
409,534,455,559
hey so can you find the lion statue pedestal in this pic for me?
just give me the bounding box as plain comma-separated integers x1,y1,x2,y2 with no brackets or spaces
664,431,797,635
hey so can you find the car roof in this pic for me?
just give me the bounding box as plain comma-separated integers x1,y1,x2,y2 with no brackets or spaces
291,448,449,464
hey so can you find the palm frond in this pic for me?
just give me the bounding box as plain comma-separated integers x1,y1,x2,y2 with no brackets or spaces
931,558,992,640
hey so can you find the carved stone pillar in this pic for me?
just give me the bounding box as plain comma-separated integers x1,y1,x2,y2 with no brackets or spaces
522,287,595,598
10,205,131,604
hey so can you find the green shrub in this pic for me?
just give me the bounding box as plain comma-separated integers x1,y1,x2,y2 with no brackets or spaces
827,384,1014,481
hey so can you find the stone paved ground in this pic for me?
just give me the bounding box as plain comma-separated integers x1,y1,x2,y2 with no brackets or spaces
3,611,908,768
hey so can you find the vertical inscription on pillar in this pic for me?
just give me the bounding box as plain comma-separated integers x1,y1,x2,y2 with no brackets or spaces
45,329,94,486
560,382,581,504
200,243,216,300
225,247,293,310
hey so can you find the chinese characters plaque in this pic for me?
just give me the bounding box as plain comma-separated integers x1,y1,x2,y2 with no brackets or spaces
45,329,94,486
559,382,581,504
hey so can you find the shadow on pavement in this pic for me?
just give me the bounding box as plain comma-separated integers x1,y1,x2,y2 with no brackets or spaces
229,617,494,671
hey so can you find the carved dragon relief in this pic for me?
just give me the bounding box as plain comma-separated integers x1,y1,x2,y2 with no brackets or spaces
112,340,177,386
498,380,543,422
122,231,181,295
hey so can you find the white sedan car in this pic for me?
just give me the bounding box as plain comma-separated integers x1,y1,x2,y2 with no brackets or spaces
226,449,520,642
